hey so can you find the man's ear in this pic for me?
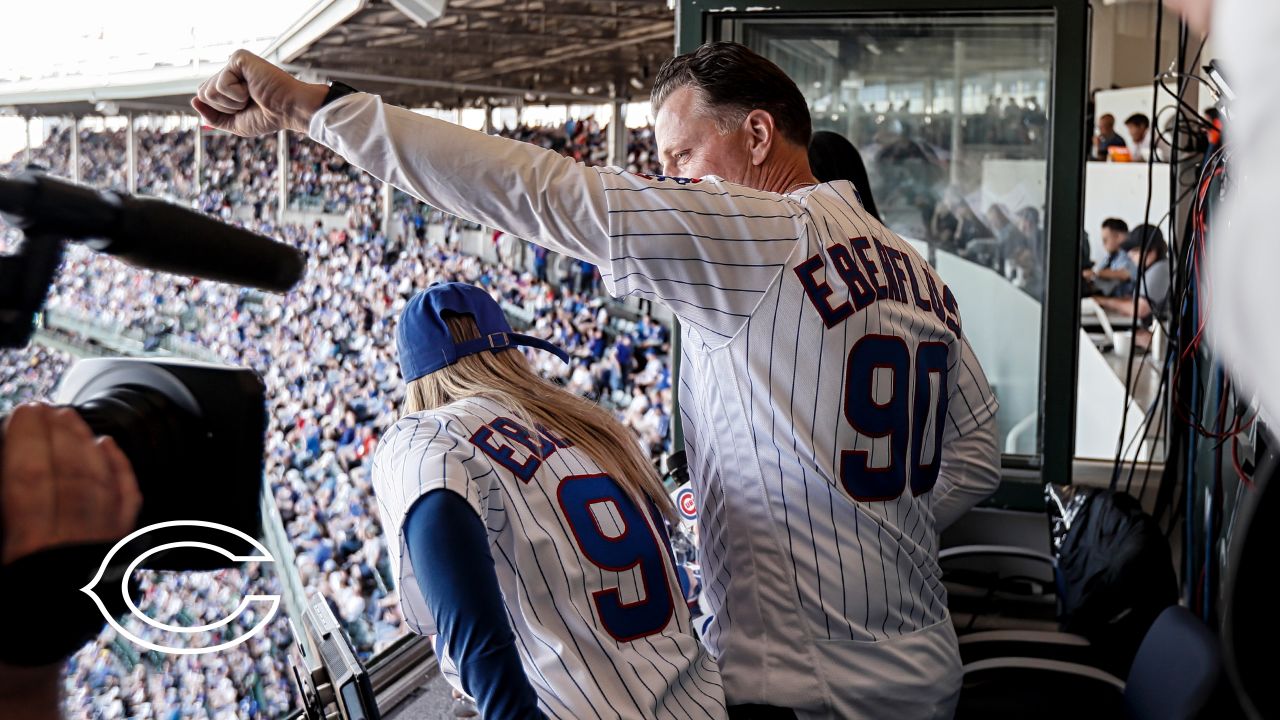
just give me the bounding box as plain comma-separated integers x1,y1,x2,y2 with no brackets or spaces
743,109,776,167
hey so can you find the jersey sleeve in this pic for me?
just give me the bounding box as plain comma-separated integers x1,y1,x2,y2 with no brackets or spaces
309,93,805,341
371,413,494,635
931,336,1001,530
373,414,487,522
932,412,1000,532
404,491,547,720
311,93,613,270
944,336,999,440
595,172,807,343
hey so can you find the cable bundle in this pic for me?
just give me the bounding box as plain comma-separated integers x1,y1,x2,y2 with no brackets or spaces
1100,13,1256,619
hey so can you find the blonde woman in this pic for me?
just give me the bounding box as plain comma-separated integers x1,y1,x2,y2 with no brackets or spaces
371,283,724,720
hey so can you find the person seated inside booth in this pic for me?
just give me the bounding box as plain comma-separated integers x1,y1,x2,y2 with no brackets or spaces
1084,218,1136,297
1125,113,1157,162
1093,113,1129,160
1095,224,1170,323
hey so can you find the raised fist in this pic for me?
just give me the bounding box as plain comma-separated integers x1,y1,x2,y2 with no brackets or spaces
191,49,328,137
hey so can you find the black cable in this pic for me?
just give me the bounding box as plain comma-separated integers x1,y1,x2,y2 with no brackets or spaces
1137,377,1171,501
1113,13,1224,506
1154,105,1210,154
1156,122,1229,530
1124,364,1170,498
1111,0,1165,489
1164,28,1208,348
1168,148,1229,431
1122,358,1168,493
1153,37,1214,171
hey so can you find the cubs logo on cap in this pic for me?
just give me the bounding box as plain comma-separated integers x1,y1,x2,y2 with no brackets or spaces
397,282,570,383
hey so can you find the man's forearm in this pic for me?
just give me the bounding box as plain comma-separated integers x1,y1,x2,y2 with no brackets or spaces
308,93,612,267
932,419,1000,532
1096,268,1131,281
1095,296,1134,315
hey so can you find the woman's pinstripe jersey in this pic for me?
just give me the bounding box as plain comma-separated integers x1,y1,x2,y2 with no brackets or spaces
371,396,726,720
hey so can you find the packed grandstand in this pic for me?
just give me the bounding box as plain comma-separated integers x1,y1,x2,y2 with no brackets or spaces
0,119,669,719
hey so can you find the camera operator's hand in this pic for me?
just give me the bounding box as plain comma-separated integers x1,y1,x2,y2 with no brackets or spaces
192,49,329,137
1,403,141,565
0,403,141,718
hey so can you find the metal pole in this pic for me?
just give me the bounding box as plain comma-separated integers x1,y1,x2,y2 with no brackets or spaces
483,104,494,134
126,112,137,194
193,121,203,198
276,129,288,224
381,180,392,238
23,117,31,164
671,321,683,449
69,117,80,182
823,55,836,125
607,99,627,168
281,63,614,105
950,39,964,187
846,74,859,143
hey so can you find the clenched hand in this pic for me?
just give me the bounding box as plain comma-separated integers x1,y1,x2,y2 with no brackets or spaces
192,49,328,137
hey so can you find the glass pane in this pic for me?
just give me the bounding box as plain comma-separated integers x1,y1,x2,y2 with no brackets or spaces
744,13,1055,457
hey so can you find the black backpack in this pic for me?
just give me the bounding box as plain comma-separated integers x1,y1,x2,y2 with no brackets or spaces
1056,489,1178,676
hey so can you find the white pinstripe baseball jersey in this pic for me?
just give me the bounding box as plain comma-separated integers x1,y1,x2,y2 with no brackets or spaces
370,397,726,720
313,93,1002,719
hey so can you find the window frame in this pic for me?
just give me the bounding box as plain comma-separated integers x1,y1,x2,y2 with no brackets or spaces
673,0,1088,490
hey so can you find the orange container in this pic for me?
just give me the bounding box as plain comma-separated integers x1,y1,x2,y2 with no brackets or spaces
1108,145,1133,162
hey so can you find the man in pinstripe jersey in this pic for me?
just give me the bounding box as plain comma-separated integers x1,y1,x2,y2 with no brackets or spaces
195,40,1001,719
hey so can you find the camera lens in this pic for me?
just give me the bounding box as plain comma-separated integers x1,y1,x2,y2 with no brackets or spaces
53,358,268,571
74,384,202,525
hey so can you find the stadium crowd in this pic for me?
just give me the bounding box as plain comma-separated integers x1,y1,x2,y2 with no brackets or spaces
814,98,1051,300
839,95,1050,154
494,115,663,175
61,569,295,720
1,116,673,718
0,343,71,415
15,115,659,216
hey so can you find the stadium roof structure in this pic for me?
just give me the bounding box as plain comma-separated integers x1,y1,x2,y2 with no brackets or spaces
268,0,676,106
0,40,265,117
0,0,676,117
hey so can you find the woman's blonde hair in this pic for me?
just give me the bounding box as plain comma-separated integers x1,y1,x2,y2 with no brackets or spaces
403,312,672,519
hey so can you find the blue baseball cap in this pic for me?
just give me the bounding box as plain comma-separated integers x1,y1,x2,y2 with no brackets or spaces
397,282,570,383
